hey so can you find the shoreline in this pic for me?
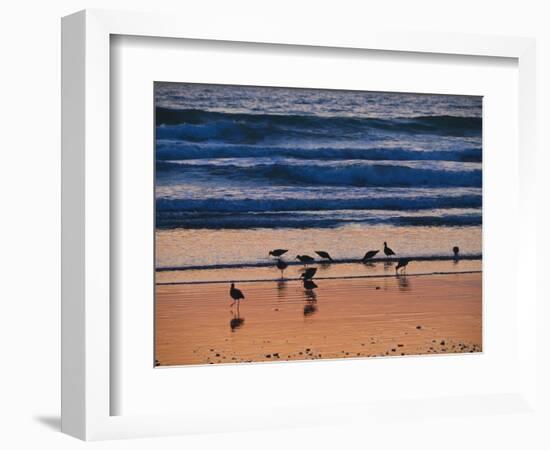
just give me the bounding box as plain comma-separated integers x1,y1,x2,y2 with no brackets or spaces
156,254,482,272
156,269,482,286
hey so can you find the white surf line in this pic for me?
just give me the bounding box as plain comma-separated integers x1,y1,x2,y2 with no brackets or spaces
156,254,482,272
156,269,482,286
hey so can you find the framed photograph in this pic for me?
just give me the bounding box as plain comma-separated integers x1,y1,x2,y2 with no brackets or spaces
62,9,538,441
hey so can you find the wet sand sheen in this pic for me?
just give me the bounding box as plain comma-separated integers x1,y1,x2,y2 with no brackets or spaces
155,272,482,366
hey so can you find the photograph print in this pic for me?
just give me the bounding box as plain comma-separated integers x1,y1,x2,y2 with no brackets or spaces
154,82,482,367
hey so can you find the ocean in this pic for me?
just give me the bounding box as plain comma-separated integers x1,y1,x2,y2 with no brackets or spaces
155,83,482,271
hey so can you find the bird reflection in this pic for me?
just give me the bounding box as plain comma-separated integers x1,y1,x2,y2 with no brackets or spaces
303,302,318,317
383,261,393,272
304,289,317,302
303,289,318,317
396,274,411,291
229,304,245,332
276,279,287,298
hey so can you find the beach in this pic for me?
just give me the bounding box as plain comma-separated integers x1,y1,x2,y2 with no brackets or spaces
155,263,482,366
154,83,483,367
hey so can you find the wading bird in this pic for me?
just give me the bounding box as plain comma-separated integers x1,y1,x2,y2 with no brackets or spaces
303,278,318,290
269,249,288,258
395,258,410,274
362,250,379,262
383,242,396,258
276,258,288,279
296,255,315,265
229,282,245,307
453,246,460,258
315,250,333,261
300,267,317,280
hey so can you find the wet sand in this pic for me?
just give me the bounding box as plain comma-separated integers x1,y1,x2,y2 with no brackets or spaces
155,270,482,366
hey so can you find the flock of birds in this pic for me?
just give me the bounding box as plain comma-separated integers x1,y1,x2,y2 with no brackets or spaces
229,243,462,306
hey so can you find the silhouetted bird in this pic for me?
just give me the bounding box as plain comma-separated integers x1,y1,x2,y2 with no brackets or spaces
229,282,245,306
300,267,317,280
315,250,333,261
362,250,379,262
383,242,396,258
276,258,288,278
269,249,288,257
395,258,410,273
296,255,315,265
453,246,460,257
303,278,318,290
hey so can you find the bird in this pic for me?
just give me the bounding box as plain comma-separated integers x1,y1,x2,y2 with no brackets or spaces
453,246,460,258
296,255,315,265
395,258,410,273
300,267,317,280
269,249,288,258
276,258,288,278
315,250,333,261
362,250,379,262
229,282,245,306
303,278,318,290
383,242,396,258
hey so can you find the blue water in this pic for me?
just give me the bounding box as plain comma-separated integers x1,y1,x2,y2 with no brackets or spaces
155,83,482,230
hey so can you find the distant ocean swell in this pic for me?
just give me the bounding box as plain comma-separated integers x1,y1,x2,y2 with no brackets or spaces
157,161,481,188
156,195,482,213
156,108,482,143
156,142,482,163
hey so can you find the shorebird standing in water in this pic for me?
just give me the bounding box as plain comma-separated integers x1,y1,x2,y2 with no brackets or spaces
296,254,315,266
362,249,379,262
276,258,288,279
315,250,333,262
383,242,396,258
229,282,245,307
300,267,317,280
453,246,460,259
395,258,410,274
269,249,288,258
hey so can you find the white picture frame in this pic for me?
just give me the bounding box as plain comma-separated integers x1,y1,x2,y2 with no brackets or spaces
61,9,537,441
